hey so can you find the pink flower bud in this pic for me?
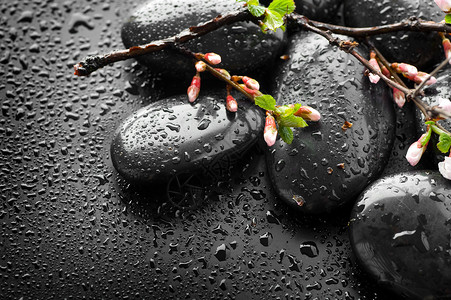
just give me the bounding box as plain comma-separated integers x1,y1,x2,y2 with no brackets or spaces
195,61,206,72
242,76,260,91
438,156,451,180
204,53,221,65
405,134,428,166
239,84,263,97
264,114,277,147
215,68,231,80
294,106,321,121
368,54,381,84
226,95,238,112
439,97,451,113
393,88,406,108
392,63,418,78
187,73,201,103
443,38,451,64
408,71,437,86
434,0,451,13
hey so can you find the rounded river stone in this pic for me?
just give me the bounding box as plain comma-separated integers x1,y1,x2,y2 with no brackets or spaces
350,171,451,299
111,91,264,184
121,0,285,80
343,0,444,69
265,31,395,214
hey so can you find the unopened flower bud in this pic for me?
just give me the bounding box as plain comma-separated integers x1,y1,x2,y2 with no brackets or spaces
187,73,201,103
405,133,429,166
407,71,437,86
439,97,451,113
434,0,451,13
195,61,206,72
264,113,277,147
215,68,231,80
368,51,381,84
393,88,406,108
443,38,451,64
294,106,321,121
438,156,451,180
226,95,238,112
392,62,418,78
242,76,260,91
239,84,263,97
204,52,222,65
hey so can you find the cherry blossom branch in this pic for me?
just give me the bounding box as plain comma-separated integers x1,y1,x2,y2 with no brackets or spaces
307,16,451,37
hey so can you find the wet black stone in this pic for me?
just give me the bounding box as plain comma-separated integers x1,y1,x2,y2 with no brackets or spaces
416,73,451,166
121,0,285,81
343,0,443,69
111,90,264,184
350,171,451,299
265,31,395,214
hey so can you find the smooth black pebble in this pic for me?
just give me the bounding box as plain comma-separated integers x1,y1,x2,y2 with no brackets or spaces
111,90,264,184
343,0,444,69
265,31,395,214
350,171,451,299
121,0,285,80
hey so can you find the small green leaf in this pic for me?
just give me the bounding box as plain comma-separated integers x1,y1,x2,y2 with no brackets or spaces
278,115,308,128
279,126,293,144
437,133,451,153
274,105,295,118
255,94,277,111
268,0,295,16
446,14,451,24
293,103,302,112
262,9,284,31
247,0,266,17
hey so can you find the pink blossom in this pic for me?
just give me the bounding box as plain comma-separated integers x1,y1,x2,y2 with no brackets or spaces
392,62,418,78
407,71,437,86
438,97,451,113
264,114,277,147
438,156,451,180
226,95,238,112
187,73,201,103
405,135,428,166
242,76,260,91
434,0,451,13
195,61,206,72
393,88,406,108
294,106,321,121
368,57,381,84
204,53,222,65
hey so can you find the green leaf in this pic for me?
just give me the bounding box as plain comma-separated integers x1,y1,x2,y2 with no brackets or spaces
279,126,293,144
255,94,276,111
262,9,284,31
268,0,295,16
278,115,308,128
293,103,302,112
437,133,451,153
446,14,451,24
247,0,266,17
274,105,295,118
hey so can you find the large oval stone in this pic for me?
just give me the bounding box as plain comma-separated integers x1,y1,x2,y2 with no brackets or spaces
265,31,395,214
121,0,285,81
350,171,451,299
416,73,451,166
343,0,443,69
111,91,264,184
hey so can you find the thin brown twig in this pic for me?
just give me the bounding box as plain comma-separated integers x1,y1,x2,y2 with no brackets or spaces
412,55,451,98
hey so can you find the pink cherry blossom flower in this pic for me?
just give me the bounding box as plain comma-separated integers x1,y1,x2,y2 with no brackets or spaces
264,114,277,147
405,134,428,166
368,52,381,84
294,106,321,121
204,53,221,65
438,97,451,113
438,156,451,180
242,76,260,91
434,0,451,13
187,73,201,103
393,88,406,108
195,61,206,72
392,62,418,78
226,95,238,112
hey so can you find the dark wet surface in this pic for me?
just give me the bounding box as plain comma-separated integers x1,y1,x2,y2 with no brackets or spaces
0,0,432,299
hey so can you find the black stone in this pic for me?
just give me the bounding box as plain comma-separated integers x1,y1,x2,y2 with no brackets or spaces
343,0,444,69
416,73,451,166
265,31,395,214
110,90,264,184
121,0,285,80
350,171,451,299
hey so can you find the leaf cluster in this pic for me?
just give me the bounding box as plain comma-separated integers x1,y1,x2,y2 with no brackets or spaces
255,94,307,144
237,0,295,32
